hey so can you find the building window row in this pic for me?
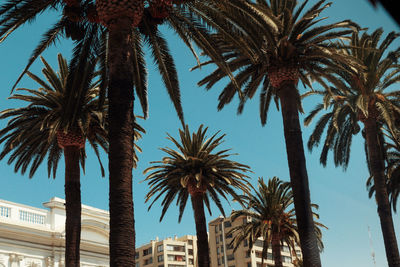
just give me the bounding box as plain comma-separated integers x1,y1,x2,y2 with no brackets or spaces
167,254,185,262
143,247,152,256
166,245,185,252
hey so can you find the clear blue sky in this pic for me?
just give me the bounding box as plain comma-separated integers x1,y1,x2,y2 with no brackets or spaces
0,1,399,266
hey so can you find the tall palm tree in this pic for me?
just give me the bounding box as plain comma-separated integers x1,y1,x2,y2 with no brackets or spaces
144,125,252,267
305,29,400,267
182,1,360,265
0,54,109,267
0,1,204,265
228,177,326,267
367,126,400,212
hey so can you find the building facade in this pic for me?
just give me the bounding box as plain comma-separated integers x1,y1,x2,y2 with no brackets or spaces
135,235,197,267
208,215,301,267
0,197,109,267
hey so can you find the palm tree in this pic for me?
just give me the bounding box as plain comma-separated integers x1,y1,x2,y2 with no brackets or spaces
183,1,360,265
367,126,400,213
0,1,201,264
305,29,400,267
144,125,252,267
0,54,109,267
228,177,326,267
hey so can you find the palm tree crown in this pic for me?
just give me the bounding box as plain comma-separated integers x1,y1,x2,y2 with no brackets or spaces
228,177,325,267
0,54,107,177
187,0,360,121
144,124,251,221
144,125,251,267
305,28,400,267
306,28,400,168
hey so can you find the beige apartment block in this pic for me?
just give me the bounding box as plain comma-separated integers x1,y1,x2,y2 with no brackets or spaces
0,197,109,267
135,235,197,267
208,215,301,267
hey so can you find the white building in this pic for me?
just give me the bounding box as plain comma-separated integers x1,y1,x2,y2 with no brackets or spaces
0,197,109,267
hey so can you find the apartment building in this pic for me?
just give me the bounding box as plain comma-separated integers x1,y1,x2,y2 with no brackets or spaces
0,197,109,267
208,215,301,267
135,235,197,267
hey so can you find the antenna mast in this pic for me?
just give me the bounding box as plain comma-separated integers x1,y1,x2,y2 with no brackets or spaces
368,225,377,267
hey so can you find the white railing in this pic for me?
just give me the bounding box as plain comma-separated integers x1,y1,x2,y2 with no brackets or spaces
19,210,45,224
0,206,11,218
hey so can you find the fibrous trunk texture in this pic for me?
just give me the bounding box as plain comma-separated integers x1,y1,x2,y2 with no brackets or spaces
272,234,283,267
96,0,144,28
364,117,400,267
149,0,172,19
278,82,321,267
107,17,136,267
269,66,298,89
57,130,85,149
190,193,210,267
64,146,82,267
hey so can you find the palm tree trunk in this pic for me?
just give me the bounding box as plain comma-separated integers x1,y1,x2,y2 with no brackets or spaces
190,193,210,267
64,146,81,267
108,18,136,267
272,234,283,267
278,82,321,267
364,117,400,267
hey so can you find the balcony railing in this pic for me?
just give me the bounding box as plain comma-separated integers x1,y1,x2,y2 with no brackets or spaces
0,206,11,218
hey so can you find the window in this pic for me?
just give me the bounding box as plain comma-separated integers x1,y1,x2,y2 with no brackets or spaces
143,247,152,256
282,256,292,263
221,245,224,253
225,233,232,239
144,258,153,265
158,255,164,262
188,249,193,255
188,240,193,245
217,247,220,255
244,239,248,247
167,255,185,262
224,221,232,228
215,225,219,233
157,245,163,252
246,250,251,258
135,253,139,260
254,240,263,247
227,254,234,261
216,236,219,244
166,245,185,252
135,263,140,267
247,263,251,267
189,258,194,264
218,258,221,265
219,224,222,231
282,245,290,252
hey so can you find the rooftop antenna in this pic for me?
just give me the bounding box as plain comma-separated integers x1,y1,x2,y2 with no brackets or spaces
368,225,377,267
